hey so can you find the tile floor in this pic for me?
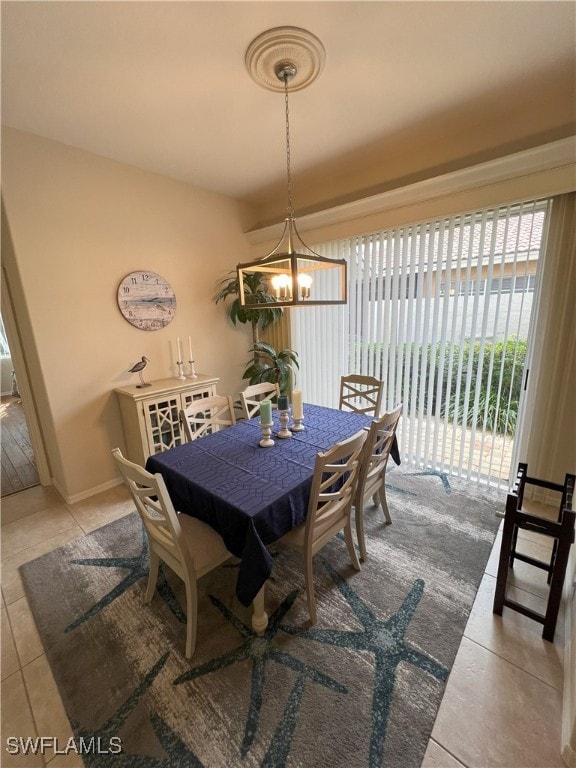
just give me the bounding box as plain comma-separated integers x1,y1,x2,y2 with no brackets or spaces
0,483,569,767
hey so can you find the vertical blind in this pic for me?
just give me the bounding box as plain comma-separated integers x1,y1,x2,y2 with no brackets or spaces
292,198,551,487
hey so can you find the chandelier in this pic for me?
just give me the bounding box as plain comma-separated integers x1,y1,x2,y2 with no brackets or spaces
237,27,347,308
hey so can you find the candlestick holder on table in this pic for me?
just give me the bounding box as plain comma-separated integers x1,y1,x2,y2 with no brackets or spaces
277,409,292,439
291,416,305,432
259,422,274,447
176,361,186,380
187,360,198,379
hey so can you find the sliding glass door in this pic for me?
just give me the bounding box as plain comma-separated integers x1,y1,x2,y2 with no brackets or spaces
292,198,551,487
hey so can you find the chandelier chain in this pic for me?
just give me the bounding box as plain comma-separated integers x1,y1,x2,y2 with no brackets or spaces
284,75,294,218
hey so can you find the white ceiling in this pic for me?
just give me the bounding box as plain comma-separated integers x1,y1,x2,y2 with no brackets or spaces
2,1,575,209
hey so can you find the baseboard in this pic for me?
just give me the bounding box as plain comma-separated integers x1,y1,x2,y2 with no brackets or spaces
52,476,124,505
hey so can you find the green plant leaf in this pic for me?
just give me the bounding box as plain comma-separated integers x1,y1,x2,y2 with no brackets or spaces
215,272,284,330
277,349,300,368
251,341,277,357
242,362,268,380
239,340,299,396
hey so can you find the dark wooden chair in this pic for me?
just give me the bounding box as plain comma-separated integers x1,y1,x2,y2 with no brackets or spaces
492,463,575,642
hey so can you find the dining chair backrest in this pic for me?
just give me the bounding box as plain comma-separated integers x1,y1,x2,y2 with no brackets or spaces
112,447,194,584
305,428,368,551
278,428,367,625
354,403,402,560
240,382,280,420
180,394,236,441
111,448,231,657
339,374,384,417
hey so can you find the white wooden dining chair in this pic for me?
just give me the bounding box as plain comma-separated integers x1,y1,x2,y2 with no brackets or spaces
354,403,402,561
278,429,367,625
111,448,231,658
179,394,236,441
339,374,384,417
240,382,280,420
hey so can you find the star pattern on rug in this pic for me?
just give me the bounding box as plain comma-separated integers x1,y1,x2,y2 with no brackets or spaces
65,525,184,632
173,590,347,761
72,651,206,767
279,562,449,767
381,465,417,498
405,468,452,493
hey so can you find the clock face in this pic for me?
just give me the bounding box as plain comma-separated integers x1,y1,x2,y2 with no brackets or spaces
117,271,176,331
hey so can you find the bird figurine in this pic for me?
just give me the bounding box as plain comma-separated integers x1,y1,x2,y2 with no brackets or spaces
129,356,150,388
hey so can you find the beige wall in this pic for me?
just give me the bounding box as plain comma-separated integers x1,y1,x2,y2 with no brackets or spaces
1,128,258,500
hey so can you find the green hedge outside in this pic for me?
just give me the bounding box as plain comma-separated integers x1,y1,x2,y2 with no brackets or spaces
354,337,527,436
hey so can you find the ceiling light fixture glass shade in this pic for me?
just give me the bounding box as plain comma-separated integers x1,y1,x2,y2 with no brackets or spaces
237,28,347,308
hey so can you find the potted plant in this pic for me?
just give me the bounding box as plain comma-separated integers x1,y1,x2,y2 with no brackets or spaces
215,271,299,395
215,271,283,351
242,342,299,396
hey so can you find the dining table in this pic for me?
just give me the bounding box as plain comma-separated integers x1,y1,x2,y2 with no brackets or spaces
145,402,398,632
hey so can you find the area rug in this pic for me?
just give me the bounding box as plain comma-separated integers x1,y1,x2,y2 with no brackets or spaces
21,465,502,768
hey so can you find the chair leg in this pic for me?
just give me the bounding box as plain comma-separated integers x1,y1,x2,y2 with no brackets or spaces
184,578,198,659
493,498,516,617
378,484,392,525
344,522,361,571
303,554,317,625
355,504,368,562
145,550,160,603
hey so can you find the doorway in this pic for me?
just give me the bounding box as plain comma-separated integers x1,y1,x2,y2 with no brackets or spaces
0,315,40,496
0,263,50,495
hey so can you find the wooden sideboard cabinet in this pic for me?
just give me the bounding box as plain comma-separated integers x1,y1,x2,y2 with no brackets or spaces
114,374,220,464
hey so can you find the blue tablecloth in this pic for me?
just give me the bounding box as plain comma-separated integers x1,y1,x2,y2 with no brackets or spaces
145,403,372,605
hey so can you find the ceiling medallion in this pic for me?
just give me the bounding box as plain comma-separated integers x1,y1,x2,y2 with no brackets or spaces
245,26,326,92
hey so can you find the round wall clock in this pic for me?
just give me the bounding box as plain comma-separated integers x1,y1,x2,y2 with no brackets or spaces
117,271,176,331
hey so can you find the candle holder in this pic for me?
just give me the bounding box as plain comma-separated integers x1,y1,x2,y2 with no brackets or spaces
259,422,275,447
277,409,292,439
187,360,198,379
291,416,305,432
176,361,186,380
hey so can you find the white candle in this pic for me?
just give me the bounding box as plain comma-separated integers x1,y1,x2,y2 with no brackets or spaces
292,390,303,419
188,336,194,361
177,337,182,362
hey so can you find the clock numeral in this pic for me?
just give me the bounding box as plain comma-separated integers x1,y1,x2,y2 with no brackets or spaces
123,286,130,294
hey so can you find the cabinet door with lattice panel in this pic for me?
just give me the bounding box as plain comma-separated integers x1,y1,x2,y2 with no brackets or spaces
179,385,218,438
144,395,183,454
180,384,216,411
